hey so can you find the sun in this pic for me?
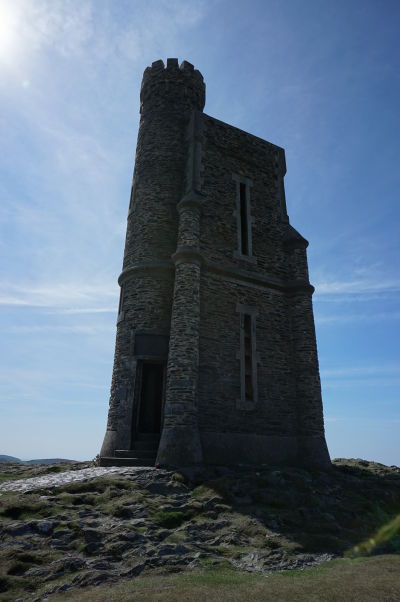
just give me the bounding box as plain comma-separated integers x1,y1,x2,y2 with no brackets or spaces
0,1,20,63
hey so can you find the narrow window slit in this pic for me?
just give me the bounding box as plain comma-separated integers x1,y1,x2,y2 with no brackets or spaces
236,304,258,409
239,182,249,255
118,285,125,315
244,314,253,401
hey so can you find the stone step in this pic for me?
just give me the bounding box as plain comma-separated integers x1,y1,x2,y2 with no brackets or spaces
115,449,157,459
99,456,156,467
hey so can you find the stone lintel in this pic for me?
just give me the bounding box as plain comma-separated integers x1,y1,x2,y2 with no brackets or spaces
232,173,254,186
235,303,259,316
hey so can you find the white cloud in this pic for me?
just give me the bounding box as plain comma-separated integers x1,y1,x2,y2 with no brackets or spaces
0,0,94,65
325,415,400,426
0,0,211,311
5,323,114,335
323,378,400,389
315,278,400,297
27,0,93,56
117,0,207,61
321,363,400,390
324,416,344,423
315,310,400,325
0,281,117,310
55,307,116,315
321,364,400,379
2,0,207,66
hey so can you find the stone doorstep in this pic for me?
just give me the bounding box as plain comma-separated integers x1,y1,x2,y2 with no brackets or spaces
115,449,158,459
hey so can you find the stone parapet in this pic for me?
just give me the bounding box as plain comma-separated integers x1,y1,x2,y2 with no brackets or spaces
140,59,205,115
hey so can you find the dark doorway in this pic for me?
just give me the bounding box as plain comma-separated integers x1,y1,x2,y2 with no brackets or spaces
137,362,164,433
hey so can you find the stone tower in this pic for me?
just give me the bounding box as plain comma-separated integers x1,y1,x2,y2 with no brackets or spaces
100,58,331,469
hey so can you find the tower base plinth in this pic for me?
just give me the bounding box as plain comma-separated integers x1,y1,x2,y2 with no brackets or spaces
157,424,203,466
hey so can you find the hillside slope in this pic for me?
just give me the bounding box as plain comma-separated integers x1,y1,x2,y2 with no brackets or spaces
0,459,399,600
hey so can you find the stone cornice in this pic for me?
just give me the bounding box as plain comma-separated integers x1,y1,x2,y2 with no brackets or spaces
204,259,314,295
118,260,174,285
171,245,202,266
283,224,309,250
119,256,314,295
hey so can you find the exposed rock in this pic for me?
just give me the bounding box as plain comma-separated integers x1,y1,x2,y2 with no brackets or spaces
157,543,191,556
0,459,399,600
4,521,36,536
35,520,56,535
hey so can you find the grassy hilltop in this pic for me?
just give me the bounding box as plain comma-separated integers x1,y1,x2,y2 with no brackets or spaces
0,459,399,601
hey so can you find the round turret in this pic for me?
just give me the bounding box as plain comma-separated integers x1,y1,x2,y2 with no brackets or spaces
140,58,205,114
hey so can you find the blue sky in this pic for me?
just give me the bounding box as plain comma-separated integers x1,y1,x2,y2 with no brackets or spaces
0,0,399,463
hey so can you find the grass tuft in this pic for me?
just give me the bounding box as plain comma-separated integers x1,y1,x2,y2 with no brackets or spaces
1,502,53,520
347,513,400,557
152,509,196,528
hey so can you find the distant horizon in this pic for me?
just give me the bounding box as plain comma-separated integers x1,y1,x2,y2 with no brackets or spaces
1,0,399,465
2,452,399,468
0,453,85,463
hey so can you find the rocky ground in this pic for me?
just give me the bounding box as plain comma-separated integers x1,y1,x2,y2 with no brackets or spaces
0,459,399,601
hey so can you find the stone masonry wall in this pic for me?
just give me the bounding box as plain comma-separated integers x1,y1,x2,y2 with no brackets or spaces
101,60,205,457
198,272,298,436
102,271,174,452
101,58,330,468
195,112,329,466
200,115,289,280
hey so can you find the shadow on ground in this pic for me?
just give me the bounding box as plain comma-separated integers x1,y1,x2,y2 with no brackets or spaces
192,458,400,558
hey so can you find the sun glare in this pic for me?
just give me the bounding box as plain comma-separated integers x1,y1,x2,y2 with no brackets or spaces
0,1,20,63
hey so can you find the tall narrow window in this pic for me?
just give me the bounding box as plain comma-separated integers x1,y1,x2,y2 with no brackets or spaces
129,177,138,214
232,174,255,262
239,182,249,255
236,304,258,409
117,284,125,322
243,313,253,400
128,184,134,213
118,285,124,314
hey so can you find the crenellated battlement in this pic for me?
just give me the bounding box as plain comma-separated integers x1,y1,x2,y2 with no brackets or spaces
140,58,205,113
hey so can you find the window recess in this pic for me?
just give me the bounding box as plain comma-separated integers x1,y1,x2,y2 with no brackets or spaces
236,304,258,410
117,284,125,323
232,174,256,262
239,183,249,255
